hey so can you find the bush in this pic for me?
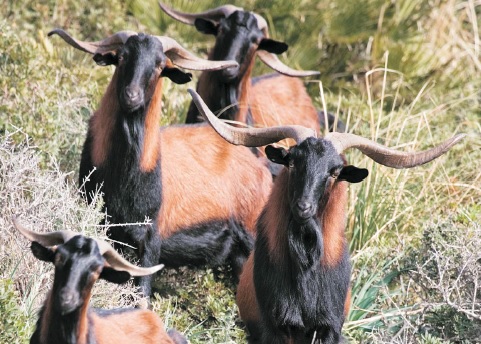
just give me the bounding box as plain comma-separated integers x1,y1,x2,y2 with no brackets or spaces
0,279,30,344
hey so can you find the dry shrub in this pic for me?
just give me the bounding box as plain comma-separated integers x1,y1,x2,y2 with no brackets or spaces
0,130,142,342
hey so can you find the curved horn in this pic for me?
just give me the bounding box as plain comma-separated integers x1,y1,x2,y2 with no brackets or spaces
188,89,315,146
325,132,466,168
95,240,164,277
158,2,242,25
12,216,78,246
253,13,268,31
257,50,320,77
48,29,137,55
155,36,238,71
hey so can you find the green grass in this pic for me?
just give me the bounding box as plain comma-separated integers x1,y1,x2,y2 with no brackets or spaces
1,0,480,343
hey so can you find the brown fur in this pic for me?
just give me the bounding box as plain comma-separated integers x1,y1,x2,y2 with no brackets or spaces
236,170,350,339
260,169,290,262
77,289,92,344
320,180,348,267
39,291,53,344
235,50,256,124
37,275,175,344
236,254,261,324
250,76,319,148
92,309,174,344
140,78,163,172
344,287,351,317
250,76,319,129
157,124,272,237
258,171,348,266
91,69,119,166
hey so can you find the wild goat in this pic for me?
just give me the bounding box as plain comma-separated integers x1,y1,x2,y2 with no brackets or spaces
12,217,186,344
159,3,343,133
189,88,464,343
49,29,272,297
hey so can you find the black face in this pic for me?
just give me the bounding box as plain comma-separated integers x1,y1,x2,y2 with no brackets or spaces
117,34,167,112
266,138,369,223
50,236,104,314
93,34,192,113
30,236,132,315
195,11,287,82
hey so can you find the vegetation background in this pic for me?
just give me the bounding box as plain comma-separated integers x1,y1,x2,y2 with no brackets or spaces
1,0,480,342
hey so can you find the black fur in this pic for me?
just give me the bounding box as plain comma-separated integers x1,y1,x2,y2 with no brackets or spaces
317,110,346,133
159,218,253,278
79,34,255,296
30,305,97,344
30,236,120,344
185,11,287,124
246,138,368,343
252,217,350,344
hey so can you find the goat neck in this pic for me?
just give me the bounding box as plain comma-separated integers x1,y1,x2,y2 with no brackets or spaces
90,71,163,172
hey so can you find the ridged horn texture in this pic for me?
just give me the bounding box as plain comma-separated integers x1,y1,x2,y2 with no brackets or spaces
13,216,78,246
158,1,242,25
49,28,237,72
48,28,136,55
154,36,238,71
324,132,466,169
95,240,164,277
257,50,320,77
188,89,464,167
12,217,163,277
188,89,316,146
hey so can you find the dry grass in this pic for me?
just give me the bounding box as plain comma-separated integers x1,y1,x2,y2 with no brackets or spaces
0,130,144,339
1,0,481,343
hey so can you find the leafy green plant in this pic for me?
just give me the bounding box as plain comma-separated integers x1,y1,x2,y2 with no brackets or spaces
0,279,31,344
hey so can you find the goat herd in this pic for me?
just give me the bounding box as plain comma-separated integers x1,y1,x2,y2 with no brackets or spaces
13,3,465,344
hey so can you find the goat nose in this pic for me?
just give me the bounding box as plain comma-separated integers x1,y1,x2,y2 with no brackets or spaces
222,65,239,79
297,200,313,214
125,87,141,102
60,290,74,306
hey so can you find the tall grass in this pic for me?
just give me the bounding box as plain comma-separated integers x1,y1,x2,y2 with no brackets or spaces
1,0,480,343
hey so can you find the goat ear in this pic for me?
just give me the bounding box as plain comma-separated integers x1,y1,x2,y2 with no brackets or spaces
161,67,192,84
99,267,132,284
338,165,369,183
194,18,219,36
93,52,118,66
258,38,288,55
265,145,289,166
31,242,55,263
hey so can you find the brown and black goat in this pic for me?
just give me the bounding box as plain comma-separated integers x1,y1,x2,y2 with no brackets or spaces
49,29,272,297
189,88,464,343
12,217,187,344
159,2,343,134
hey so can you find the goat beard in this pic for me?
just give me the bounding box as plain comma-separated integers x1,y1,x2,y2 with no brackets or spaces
287,216,323,271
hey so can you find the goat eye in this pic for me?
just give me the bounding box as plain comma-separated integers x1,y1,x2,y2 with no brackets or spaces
288,161,295,169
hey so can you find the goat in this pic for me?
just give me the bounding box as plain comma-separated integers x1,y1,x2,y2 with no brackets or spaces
12,217,187,344
49,29,273,297
189,88,465,343
159,2,344,134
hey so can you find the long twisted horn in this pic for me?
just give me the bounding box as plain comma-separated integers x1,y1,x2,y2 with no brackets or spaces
324,132,466,168
188,89,315,146
13,216,78,246
155,36,238,71
95,240,164,277
159,2,242,25
13,216,163,277
188,89,464,168
48,29,136,55
257,50,320,77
